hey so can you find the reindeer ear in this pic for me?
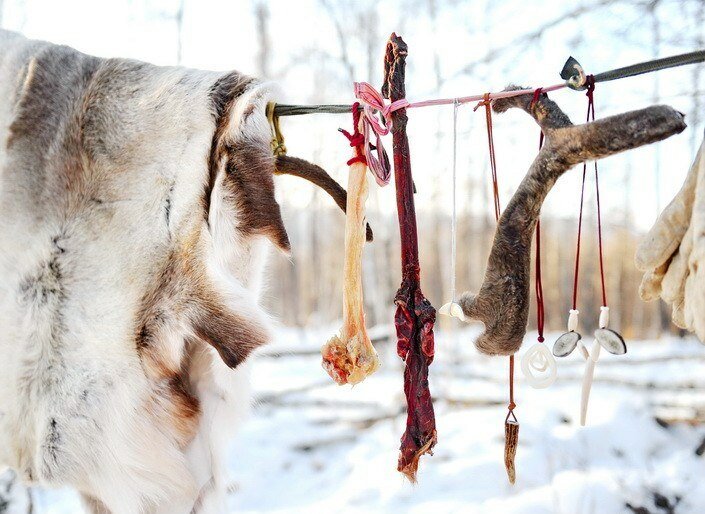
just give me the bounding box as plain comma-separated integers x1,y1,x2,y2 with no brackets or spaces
207,75,290,252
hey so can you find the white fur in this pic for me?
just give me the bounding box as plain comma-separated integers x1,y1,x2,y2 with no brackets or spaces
0,29,279,513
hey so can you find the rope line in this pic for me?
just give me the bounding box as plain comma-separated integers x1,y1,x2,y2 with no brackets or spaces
534,87,546,344
450,99,459,303
273,49,705,116
571,75,596,311
476,92,515,421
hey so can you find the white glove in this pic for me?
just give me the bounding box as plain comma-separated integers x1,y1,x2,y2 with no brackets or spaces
635,141,702,272
684,141,705,340
636,139,705,339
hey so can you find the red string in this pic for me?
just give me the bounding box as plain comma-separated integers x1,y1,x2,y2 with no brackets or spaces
535,109,545,343
536,219,545,343
572,169,587,310
506,354,516,421
477,95,517,407
596,165,608,307
530,88,542,110
570,75,597,311
586,76,609,307
475,93,501,221
340,102,367,166
477,93,514,416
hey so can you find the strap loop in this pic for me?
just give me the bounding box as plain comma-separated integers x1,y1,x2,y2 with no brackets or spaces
353,82,409,186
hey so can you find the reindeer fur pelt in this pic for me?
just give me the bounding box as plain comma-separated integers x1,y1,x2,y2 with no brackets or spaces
0,29,290,513
459,87,686,356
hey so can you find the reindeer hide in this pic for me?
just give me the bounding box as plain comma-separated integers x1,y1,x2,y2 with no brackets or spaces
0,29,286,513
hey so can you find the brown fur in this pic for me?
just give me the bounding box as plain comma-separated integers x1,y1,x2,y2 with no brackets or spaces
221,140,290,251
204,71,254,219
150,369,201,448
205,72,290,252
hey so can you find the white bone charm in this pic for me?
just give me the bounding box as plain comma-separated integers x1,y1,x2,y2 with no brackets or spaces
568,309,579,332
439,301,466,321
554,309,583,358
521,343,557,388
579,325,626,426
580,339,602,426
577,339,590,360
598,306,609,329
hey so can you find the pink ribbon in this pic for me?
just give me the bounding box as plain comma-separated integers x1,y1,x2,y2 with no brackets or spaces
354,82,410,186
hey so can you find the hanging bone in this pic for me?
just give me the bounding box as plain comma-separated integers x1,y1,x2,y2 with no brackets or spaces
458,86,686,356
320,113,380,385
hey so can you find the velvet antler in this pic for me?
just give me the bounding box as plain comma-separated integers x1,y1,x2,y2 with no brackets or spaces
275,155,373,241
459,87,686,356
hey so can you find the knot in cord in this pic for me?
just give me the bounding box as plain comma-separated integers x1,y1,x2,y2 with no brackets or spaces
339,102,367,166
353,82,409,186
585,74,596,101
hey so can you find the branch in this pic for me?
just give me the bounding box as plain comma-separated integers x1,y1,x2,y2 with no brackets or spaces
275,155,373,241
459,87,686,356
452,0,629,79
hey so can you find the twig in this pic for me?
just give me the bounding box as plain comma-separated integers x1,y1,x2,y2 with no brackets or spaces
275,155,373,241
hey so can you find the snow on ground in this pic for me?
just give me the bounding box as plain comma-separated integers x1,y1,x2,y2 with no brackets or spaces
14,326,705,513
229,326,705,514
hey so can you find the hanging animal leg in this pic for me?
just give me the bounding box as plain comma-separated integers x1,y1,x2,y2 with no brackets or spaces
458,87,686,356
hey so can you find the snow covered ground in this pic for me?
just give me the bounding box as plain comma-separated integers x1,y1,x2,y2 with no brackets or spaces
9,326,705,514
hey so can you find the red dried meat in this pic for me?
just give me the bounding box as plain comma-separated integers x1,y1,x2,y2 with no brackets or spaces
383,33,437,482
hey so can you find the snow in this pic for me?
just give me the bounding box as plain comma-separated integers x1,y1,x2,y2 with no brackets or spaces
228,327,705,514
10,327,705,513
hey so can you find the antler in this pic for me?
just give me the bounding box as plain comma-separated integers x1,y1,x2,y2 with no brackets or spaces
275,155,373,241
459,87,686,356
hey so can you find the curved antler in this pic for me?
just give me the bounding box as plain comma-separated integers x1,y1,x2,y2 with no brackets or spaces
275,155,373,241
460,87,686,356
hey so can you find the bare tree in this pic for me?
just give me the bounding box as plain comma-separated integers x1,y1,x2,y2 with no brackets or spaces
175,0,185,64
254,1,271,78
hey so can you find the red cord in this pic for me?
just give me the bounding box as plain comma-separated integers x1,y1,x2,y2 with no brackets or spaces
478,93,514,416
585,77,608,307
535,117,545,343
572,168,587,310
595,161,608,307
476,93,501,221
571,75,599,311
340,102,367,166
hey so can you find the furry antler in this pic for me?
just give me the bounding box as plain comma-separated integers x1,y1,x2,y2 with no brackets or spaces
459,87,686,356
275,155,373,241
